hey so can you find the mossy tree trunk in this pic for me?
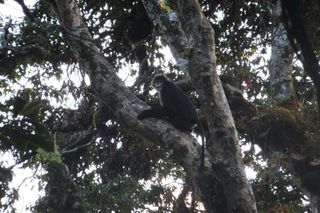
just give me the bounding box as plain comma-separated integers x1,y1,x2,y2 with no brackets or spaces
54,0,258,212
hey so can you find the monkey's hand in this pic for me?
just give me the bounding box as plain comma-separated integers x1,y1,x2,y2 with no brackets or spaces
137,110,151,120
138,107,167,120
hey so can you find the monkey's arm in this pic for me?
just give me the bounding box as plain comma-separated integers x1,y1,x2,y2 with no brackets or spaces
137,106,169,120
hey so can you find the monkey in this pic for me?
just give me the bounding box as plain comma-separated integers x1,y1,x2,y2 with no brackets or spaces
123,1,154,88
126,1,154,65
125,1,154,47
114,1,153,61
138,74,198,131
138,74,205,168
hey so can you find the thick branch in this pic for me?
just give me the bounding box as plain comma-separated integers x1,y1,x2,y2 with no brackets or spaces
0,45,48,75
143,0,257,212
281,0,320,114
44,164,85,212
269,1,295,104
54,0,203,193
14,0,34,21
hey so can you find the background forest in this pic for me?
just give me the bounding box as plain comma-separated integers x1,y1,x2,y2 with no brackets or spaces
0,0,320,212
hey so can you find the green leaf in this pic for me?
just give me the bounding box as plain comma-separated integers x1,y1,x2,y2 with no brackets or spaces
11,97,27,117
10,121,54,152
20,101,41,116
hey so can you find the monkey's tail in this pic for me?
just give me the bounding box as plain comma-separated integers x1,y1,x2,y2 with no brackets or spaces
198,121,206,171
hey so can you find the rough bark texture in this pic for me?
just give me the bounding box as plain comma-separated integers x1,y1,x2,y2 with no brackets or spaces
269,2,320,212
269,1,294,104
144,0,257,212
54,0,257,212
281,0,320,115
54,0,203,209
45,164,85,212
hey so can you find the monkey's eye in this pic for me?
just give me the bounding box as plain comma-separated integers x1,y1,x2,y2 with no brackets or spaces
153,82,162,90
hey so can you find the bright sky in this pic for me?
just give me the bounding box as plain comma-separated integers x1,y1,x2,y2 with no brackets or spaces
0,0,36,18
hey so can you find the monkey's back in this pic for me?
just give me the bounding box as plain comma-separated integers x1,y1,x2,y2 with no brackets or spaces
160,81,198,123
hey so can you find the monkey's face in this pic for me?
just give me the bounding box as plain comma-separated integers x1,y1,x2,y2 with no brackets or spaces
151,74,167,92
152,80,163,92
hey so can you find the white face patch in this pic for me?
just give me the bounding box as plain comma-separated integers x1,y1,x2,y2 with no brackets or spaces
153,82,162,92
153,82,163,106
151,74,168,106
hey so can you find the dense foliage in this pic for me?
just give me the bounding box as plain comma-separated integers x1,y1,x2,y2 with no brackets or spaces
0,0,319,212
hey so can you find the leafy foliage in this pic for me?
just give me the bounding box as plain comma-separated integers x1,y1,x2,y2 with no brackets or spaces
0,0,319,212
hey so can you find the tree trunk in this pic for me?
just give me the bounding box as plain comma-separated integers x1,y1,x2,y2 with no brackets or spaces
269,1,320,212
144,0,257,212
269,1,294,104
54,0,258,212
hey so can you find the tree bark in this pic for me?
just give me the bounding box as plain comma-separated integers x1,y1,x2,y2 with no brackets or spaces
144,0,257,212
269,1,294,104
269,2,320,212
45,164,86,212
54,0,202,208
54,0,258,212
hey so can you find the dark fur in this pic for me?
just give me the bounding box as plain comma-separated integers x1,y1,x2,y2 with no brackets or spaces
138,74,205,168
138,74,198,131
126,1,154,45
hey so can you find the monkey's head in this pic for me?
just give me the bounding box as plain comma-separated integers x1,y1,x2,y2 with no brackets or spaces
151,73,169,91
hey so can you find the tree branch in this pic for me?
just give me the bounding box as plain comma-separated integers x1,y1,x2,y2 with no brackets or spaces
143,0,257,212
54,0,203,194
269,1,295,104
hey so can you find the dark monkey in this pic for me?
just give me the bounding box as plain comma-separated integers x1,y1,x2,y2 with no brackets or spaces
126,1,154,46
125,1,154,76
138,74,205,168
